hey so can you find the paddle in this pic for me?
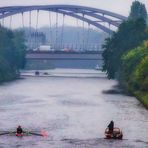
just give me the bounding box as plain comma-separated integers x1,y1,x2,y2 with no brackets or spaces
28,130,48,137
0,132,10,136
0,131,42,136
28,132,43,136
0,130,48,137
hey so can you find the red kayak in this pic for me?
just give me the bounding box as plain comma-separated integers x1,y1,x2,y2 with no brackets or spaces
16,133,23,137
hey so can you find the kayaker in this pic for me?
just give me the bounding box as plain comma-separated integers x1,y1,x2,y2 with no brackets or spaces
16,125,23,134
108,121,114,133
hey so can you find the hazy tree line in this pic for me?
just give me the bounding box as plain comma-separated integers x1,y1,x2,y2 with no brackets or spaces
0,26,26,82
102,0,148,108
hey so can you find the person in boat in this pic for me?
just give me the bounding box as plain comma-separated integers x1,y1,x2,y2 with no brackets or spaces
16,125,23,134
108,120,114,133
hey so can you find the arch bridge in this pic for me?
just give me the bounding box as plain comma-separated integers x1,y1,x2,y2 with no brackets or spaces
0,5,127,34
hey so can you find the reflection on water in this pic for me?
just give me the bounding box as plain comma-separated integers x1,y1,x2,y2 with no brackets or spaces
0,69,147,148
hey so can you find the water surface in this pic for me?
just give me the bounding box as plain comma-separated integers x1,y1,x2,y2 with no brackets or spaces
0,69,147,147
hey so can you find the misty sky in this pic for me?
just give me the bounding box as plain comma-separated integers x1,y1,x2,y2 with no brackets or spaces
0,0,148,29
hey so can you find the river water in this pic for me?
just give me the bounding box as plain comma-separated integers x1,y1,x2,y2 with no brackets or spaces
0,69,147,148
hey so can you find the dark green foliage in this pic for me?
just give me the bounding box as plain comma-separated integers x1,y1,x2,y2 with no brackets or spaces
129,0,147,21
102,1,148,107
102,18,147,79
0,26,26,82
13,30,26,69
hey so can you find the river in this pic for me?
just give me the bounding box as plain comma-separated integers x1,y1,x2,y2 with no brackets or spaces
0,69,147,148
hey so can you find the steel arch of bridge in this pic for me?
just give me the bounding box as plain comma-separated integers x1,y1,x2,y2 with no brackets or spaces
0,5,127,34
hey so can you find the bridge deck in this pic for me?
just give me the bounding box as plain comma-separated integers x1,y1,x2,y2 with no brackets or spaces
26,52,103,60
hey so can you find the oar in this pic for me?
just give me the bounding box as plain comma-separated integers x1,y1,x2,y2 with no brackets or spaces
0,132,10,136
0,131,11,133
29,130,48,137
28,132,43,136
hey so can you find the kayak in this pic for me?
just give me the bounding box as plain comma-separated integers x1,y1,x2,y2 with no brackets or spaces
16,133,23,137
105,127,123,139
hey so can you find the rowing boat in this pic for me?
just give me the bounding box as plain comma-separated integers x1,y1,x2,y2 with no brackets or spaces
16,133,23,137
105,127,123,139
0,131,47,137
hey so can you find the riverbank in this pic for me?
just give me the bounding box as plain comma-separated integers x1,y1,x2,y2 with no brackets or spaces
103,83,148,109
120,85,148,109
0,72,20,84
134,91,148,109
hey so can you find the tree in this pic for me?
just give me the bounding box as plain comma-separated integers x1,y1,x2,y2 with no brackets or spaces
13,30,26,69
135,55,148,91
129,0,147,21
102,1,148,107
122,41,148,91
0,27,26,82
102,18,147,79
121,41,148,107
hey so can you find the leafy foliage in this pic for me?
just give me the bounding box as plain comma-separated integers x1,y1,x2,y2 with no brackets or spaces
129,0,147,21
13,30,26,69
135,55,148,91
0,26,26,82
102,18,147,79
122,41,148,91
122,41,148,107
102,1,148,107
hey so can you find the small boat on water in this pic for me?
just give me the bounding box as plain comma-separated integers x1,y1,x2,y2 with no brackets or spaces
43,72,49,75
35,71,40,75
16,133,23,137
0,131,47,137
105,127,123,139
